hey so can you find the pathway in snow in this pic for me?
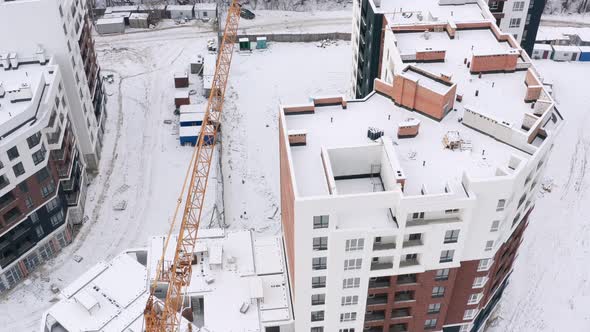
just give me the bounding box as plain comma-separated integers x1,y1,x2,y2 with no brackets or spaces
486,61,590,332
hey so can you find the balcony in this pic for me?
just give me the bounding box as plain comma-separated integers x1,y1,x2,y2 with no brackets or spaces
369,277,390,289
66,190,80,206
391,308,412,320
402,239,423,248
48,127,62,145
373,242,396,251
406,216,461,227
365,311,386,322
371,262,394,271
367,294,388,306
399,259,419,268
390,323,409,332
396,274,417,285
394,291,415,303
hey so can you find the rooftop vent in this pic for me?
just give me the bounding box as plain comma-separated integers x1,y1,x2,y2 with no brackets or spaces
0,54,9,70
36,48,46,65
0,82,4,98
9,83,33,103
367,127,384,140
8,53,18,69
398,118,420,138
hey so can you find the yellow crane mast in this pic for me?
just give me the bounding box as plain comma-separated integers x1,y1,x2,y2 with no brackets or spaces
144,1,241,331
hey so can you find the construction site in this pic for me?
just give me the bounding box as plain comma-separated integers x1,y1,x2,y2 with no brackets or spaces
0,0,590,331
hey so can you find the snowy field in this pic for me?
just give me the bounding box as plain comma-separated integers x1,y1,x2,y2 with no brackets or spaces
0,25,350,330
486,60,590,332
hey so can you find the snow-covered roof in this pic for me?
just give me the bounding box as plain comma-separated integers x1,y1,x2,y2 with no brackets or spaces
194,3,217,11
41,253,149,332
0,58,55,139
534,44,554,51
130,13,149,19
379,0,485,23
180,112,204,123
552,45,581,53
148,230,293,331
97,17,125,25
180,103,205,114
167,5,194,11
106,5,138,12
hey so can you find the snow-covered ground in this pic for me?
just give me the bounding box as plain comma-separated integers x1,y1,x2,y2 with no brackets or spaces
486,60,590,332
0,24,350,331
237,10,351,34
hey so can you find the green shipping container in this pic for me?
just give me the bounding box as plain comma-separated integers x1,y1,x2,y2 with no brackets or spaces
239,38,250,51
256,37,267,49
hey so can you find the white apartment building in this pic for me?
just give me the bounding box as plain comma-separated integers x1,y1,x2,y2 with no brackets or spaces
283,1,562,332
0,56,88,292
0,0,106,170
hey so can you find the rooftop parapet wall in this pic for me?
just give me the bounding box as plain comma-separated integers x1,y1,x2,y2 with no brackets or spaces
470,51,519,73
524,68,543,102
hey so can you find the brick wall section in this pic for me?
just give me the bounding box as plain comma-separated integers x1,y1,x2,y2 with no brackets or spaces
283,105,315,115
392,75,456,120
524,68,543,102
416,50,446,62
365,269,459,332
470,53,518,73
279,115,296,293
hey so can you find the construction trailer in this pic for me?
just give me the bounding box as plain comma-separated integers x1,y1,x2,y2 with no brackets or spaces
203,53,217,97
256,36,267,49
190,55,204,74
105,5,138,14
180,112,204,127
174,91,190,107
194,3,217,20
96,17,125,34
578,46,590,61
179,103,205,115
167,5,194,19
104,12,132,25
174,72,189,88
551,45,581,61
129,13,149,29
532,44,553,60
239,37,251,51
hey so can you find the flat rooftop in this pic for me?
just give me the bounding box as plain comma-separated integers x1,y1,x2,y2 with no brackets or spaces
395,29,531,128
0,61,50,134
378,0,485,23
149,230,292,331
284,92,531,197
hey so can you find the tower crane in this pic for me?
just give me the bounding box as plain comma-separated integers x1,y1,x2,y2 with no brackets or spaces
144,1,241,331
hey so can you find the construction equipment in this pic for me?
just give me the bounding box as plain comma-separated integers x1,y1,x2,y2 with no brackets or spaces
143,1,241,331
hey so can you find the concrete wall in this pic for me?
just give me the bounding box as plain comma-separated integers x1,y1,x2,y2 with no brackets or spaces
237,32,351,43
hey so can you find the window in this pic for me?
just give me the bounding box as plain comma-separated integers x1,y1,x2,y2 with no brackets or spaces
311,310,324,322
477,259,492,271
439,250,454,263
3,207,22,224
427,303,441,314
27,132,42,148
424,318,437,329
41,181,56,198
12,162,25,177
473,276,488,288
50,210,64,226
341,295,359,306
313,215,329,229
435,268,449,281
518,193,526,208
444,230,460,243
339,329,355,332
432,286,445,298
313,237,328,251
312,276,326,289
311,328,324,332
509,18,521,28
59,4,64,16
513,1,525,11
311,294,325,305
344,258,362,271
340,312,357,322
490,220,500,232
512,213,521,227
30,211,39,223
485,240,494,251
496,199,506,211
0,192,15,209
345,238,364,251
36,167,51,182
32,145,47,165
312,257,327,270
463,309,477,320
467,293,482,305
445,208,459,214
46,197,61,213
343,277,360,289
35,225,44,238
25,196,34,209
412,211,425,219
394,290,414,302
7,146,19,161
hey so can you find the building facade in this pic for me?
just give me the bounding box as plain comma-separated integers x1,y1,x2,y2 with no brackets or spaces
351,0,546,99
0,57,88,293
286,1,562,331
487,0,546,56
0,0,106,170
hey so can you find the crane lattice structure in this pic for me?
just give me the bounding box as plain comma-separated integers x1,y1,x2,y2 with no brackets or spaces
144,1,241,331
